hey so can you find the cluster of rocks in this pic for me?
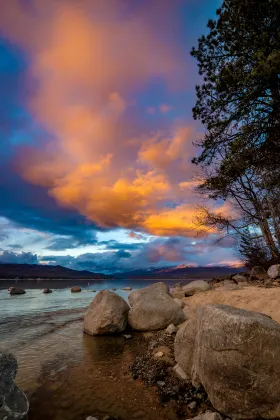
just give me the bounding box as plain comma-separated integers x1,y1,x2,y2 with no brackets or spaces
170,280,211,299
0,352,29,420
83,282,186,335
130,329,212,418
210,264,280,289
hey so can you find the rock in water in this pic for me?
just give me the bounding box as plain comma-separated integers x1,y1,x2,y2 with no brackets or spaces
71,286,81,293
128,282,186,331
0,352,29,419
43,288,52,294
268,264,280,279
9,288,26,295
174,304,280,419
182,280,210,296
84,290,130,335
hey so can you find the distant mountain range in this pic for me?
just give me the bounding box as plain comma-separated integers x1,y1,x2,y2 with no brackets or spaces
113,265,245,279
0,263,110,279
0,262,245,280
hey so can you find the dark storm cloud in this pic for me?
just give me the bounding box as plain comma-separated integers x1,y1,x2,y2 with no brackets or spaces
0,250,38,264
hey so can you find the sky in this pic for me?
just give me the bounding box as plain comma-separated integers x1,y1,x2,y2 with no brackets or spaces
0,0,240,273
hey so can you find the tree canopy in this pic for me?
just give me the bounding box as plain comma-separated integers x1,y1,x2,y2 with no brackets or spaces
192,0,280,265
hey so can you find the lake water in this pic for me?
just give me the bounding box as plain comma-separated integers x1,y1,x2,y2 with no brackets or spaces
0,278,188,420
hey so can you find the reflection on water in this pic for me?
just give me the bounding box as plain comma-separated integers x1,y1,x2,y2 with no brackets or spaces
0,279,183,420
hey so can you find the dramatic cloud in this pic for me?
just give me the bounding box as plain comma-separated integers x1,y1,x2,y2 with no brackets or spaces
0,0,207,238
0,0,239,269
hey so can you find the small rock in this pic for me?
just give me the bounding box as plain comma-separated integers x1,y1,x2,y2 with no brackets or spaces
196,393,203,399
155,351,164,358
182,280,210,296
157,381,166,387
123,334,132,339
122,287,132,291
43,288,52,294
92,290,96,292
169,287,185,299
250,265,267,280
192,412,223,420
188,401,197,410
173,363,187,380
71,286,81,293
111,288,117,291
166,324,178,334
232,274,247,283
85,417,98,420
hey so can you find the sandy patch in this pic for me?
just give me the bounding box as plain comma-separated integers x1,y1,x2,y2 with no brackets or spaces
183,286,280,323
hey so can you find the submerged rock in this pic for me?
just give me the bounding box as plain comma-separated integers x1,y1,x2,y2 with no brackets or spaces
43,288,52,294
84,290,130,335
182,280,210,296
0,352,29,419
128,282,186,331
71,286,81,293
9,287,26,295
175,304,280,418
121,287,132,291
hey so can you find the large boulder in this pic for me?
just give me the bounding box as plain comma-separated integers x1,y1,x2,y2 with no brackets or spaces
128,282,186,331
175,304,280,419
250,265,267,280
268,264,280,279
84,290,130,335
0,352,29,420
182,280,210,296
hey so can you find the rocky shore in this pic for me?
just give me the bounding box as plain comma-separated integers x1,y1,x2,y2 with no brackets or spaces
2,263,280,420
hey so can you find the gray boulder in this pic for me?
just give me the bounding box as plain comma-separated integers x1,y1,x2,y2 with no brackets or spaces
128,282,186,331
250,265,267,280
0,352,29,420
268,264,280,279
182,280,210,296
84,290,130,335
223,279,240,290
175,304,280,418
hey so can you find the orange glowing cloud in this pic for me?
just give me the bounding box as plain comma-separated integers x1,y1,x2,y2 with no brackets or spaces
0,0,205,238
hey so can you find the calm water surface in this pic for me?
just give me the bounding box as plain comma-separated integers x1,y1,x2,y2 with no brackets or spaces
0,279,187,420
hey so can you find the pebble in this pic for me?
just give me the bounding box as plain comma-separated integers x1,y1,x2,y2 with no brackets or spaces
188,401,197,410
123,334,132,339
157,381,166,387
155,351,164,358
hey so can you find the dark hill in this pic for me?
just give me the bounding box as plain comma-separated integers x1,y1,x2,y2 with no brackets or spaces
114,265,245,279
0,263,110,279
